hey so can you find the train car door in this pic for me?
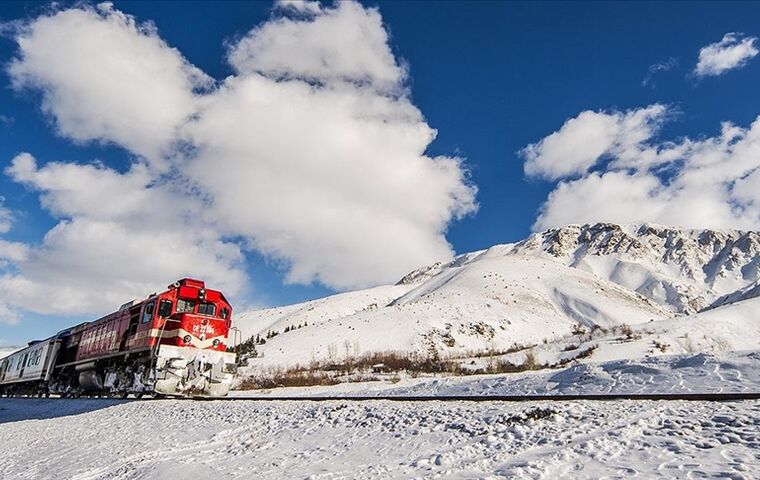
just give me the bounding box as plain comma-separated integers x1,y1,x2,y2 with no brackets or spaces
17,352,28,379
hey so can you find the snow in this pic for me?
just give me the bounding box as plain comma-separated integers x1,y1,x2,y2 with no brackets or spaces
3,223,760,478
233,283,415,340
236,223,760,372
1,397,758,479
230,350,760,399
512,223,760,314
239,254,672,370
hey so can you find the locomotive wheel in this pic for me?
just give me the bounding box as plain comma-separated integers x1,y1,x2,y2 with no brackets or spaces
116,391,129,399
134,392,144,399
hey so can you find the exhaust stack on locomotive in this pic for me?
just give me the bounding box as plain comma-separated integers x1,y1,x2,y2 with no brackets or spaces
0,278,238,398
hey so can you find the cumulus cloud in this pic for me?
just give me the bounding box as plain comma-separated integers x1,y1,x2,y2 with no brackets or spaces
0,239,29,263
1,153,246,315
521,104,672,181
0,302,19,326
228,1,405,95
524,106,760,231
275,0,323,15
0,197,12,234
8,2,210,165
694,33,759,78
1,1,476,316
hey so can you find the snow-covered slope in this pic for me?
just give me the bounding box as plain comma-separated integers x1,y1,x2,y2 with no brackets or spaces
237,223,760,370
234,283,415,340
512,223,760,313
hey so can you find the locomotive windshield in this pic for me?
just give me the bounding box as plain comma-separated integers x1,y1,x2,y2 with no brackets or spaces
177,299,195,313
198,302,216,316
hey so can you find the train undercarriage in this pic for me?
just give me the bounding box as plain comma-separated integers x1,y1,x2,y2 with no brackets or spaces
1,345,237,399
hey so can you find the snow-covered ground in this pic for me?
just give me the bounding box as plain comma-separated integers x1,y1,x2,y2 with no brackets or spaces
1,397,758,479
231,350,760,398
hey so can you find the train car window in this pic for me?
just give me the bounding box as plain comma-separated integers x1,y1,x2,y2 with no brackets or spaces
177,299,195,313
220,307,230,319
158,299,173,318
141,302,155,323
198,302,216,316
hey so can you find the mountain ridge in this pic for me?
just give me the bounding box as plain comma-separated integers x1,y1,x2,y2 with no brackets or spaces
237,222,760,370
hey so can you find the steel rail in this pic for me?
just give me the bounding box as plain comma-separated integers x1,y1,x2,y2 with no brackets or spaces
3,392,760,402
204,392,760,402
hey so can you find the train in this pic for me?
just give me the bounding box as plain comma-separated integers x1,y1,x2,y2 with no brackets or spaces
0,278,238,398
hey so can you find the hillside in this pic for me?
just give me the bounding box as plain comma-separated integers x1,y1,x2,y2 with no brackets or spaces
236,223,760,372
511,223,760,313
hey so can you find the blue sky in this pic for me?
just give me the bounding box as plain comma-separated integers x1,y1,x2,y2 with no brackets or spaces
2,1,760,344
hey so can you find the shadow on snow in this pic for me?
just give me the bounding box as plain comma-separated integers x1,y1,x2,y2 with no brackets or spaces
0,398,132,424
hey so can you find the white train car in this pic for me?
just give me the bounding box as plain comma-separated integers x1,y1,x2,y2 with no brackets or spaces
0,338,61,394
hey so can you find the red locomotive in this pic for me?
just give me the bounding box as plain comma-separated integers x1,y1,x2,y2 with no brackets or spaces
0,278,238,398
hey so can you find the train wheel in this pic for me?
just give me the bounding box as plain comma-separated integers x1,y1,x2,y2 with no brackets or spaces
134,392,144,399
116,391,128,399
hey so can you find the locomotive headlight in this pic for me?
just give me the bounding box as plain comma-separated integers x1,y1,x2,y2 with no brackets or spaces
213,339,220,347
183,335,192,344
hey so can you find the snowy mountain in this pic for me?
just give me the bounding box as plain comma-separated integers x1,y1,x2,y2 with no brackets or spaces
237,223,760,370
512,223,760,314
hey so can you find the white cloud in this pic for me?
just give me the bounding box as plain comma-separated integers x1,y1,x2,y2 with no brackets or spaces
525,107,760,232
275,0,323,15
1,153,247,316
694,33,759,78
1,1,476,316
0,197,12,234
228,1,405,95
642,57,678,88
0,239,29,263
8,3,210,165
0,302,19,326
186,1,475,288
521,104,671,181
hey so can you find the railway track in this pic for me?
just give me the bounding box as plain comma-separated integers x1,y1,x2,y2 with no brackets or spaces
4,392,760,402
208,392,760,402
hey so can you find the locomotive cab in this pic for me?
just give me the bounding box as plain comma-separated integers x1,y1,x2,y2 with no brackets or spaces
147,279,233,352
148,279,237,397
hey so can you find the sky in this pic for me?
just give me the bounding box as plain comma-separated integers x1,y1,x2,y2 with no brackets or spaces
2,0,760,345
